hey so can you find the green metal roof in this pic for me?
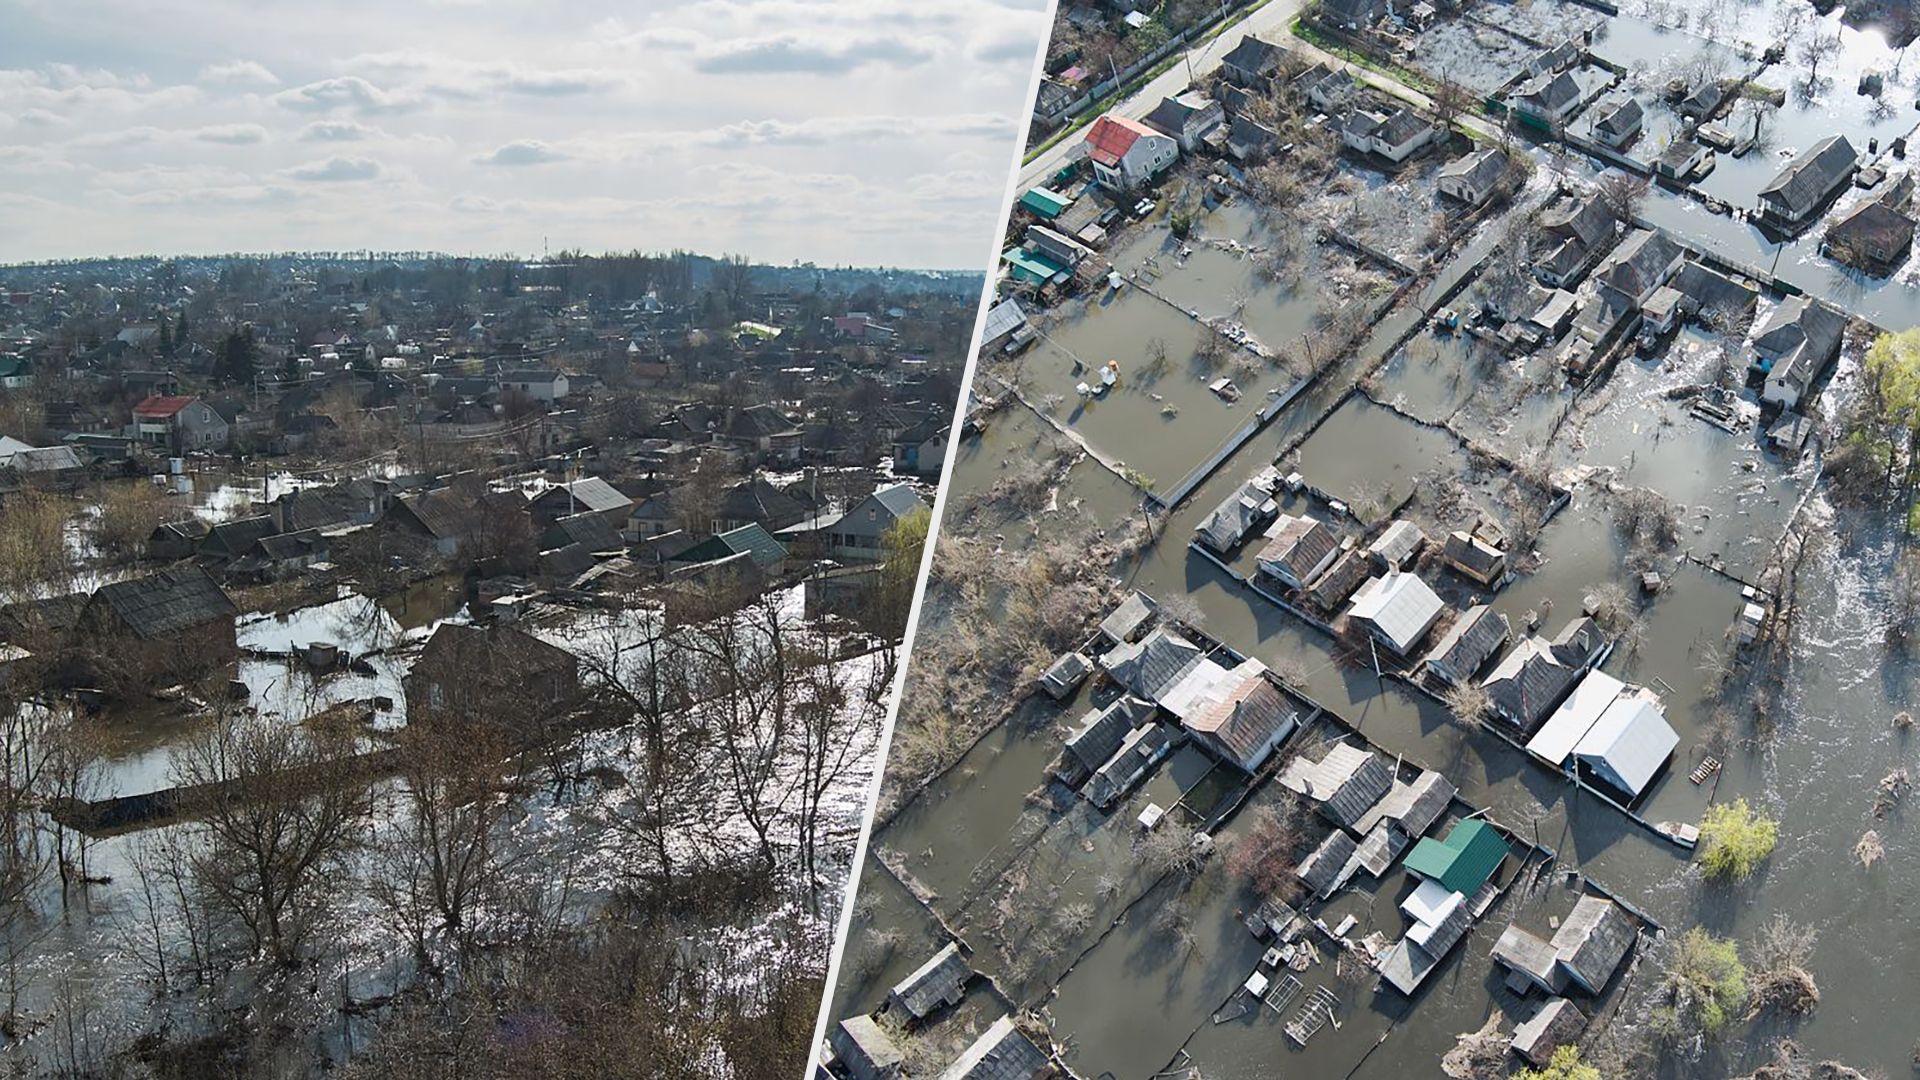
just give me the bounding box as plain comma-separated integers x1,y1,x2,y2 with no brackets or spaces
1001,246,1068,285
1020,187,1073,219
715,523,788,568
1402,818,1508,895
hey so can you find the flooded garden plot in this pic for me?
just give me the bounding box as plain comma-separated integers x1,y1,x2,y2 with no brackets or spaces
1367,327,1573,463
1561,323,1808,579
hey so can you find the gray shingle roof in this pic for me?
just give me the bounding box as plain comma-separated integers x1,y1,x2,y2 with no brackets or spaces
1551,895,1636,991
1100,625,1204,702
1760,134,1857,220
1277,743,1393,830
1296,828,1359,898
1061,696,1153,779
89,568,237,640
1422,605,1510,684
889,942,972,1020
936,1015,1049,1080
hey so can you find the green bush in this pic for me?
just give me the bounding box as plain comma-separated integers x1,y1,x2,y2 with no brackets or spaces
1652,927,1749,1040
1697,798,1778,881
1518,1046,1601,1080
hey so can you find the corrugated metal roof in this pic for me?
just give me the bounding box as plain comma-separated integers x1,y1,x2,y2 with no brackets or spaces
1403,818,1507,895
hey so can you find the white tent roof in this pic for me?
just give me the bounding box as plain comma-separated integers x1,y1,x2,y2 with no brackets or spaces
1347,571,1444,654
1575,692,1678,798
1524,668,1626,767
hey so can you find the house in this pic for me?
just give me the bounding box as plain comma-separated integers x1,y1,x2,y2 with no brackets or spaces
1040,651,1093,700
1422,605,1511,686
1752,295,1847,410
1438,148,1509,207
1226,115,1282,162
76,567,239,689
200,515,279,563
1098,591,1159,646
1510,999,1588,1068
1366,520,1426,571
1524,289,1581,345
1403,817,1508,896
980,298,1033,354
1378,888,1476,994
1085,722,1174,808
1593,229,1685,312
1100,625,1204,701
1758,135,1858,228
717,404,805,463
1221,34,1288,88
232,529,329,582
830,1017,905,1080
147,519,211,561
1535,193,1616,288
1572,690,1678,800
1195,476,1277,552
936,1015,1049,1080
388,486,500,556
1590,97,1643,148
670,523,789,576
1277,743,1393,831
1345,571,1445,656
1343,105,1437,163
1482,619,1604,733
1317,0,1385,29
1168,658,1299,771
1824,196,1916,275
889,942,972,1022
530,476,633,527
1143,91,1225,153
1295,63,1357,114
1256,513,1340,589
1081,114,1179,191
132,395,229,452
1493,895,1637,997
1353,769,1456,842
1654,138,1712,182
1306,548,1371,612
499,368,569,403
1670,260,1759,323
892,418,950,478
830,483,928,561
1676,79,1724,120
1295,828,1360,900
1640,285,1690,336
1057,696,1155,787
404,622,581,727
1023,225,1088,270
1018,187,1073,220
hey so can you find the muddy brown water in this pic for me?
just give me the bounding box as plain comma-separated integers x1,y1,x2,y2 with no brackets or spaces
854,144,1918,1080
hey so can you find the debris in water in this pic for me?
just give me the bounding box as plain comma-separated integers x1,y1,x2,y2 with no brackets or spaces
1855,829,1885,869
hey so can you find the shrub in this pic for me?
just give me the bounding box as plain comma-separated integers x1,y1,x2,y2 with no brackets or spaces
1652,927,1748,1040
1518,1045,1601,1080
1697,798,1778,881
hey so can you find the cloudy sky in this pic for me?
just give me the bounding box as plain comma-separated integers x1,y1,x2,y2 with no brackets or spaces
0,0,1048,268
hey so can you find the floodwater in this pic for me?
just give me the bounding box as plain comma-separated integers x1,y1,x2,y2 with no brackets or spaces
828,7,1920,1073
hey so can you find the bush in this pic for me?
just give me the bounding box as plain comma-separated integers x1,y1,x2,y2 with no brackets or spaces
1697,798,1778,881
1518,1045,1601,1080
1652,927,1749,1040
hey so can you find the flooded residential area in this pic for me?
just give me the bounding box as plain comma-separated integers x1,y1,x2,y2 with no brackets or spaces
821,1,1920,1079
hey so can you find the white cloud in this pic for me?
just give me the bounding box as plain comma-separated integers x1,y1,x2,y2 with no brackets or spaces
476,140,567,166
197,60,280,88
286,156,383,181
1,0,1046,267
193,123,268,145
273,76,419,114
298,120,379,142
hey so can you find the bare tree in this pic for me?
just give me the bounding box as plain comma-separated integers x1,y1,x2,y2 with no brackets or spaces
173,710,371,966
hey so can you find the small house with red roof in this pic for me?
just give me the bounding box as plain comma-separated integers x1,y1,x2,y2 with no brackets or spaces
1081,114,1178,191
132,395,229,452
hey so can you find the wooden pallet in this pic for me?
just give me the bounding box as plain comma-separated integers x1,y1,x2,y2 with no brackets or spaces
1263,974,1304,1014
1690,756,1722,785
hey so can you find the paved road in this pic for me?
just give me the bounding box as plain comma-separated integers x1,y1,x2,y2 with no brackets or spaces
1016,1,1502,193
1016,0,1309,191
